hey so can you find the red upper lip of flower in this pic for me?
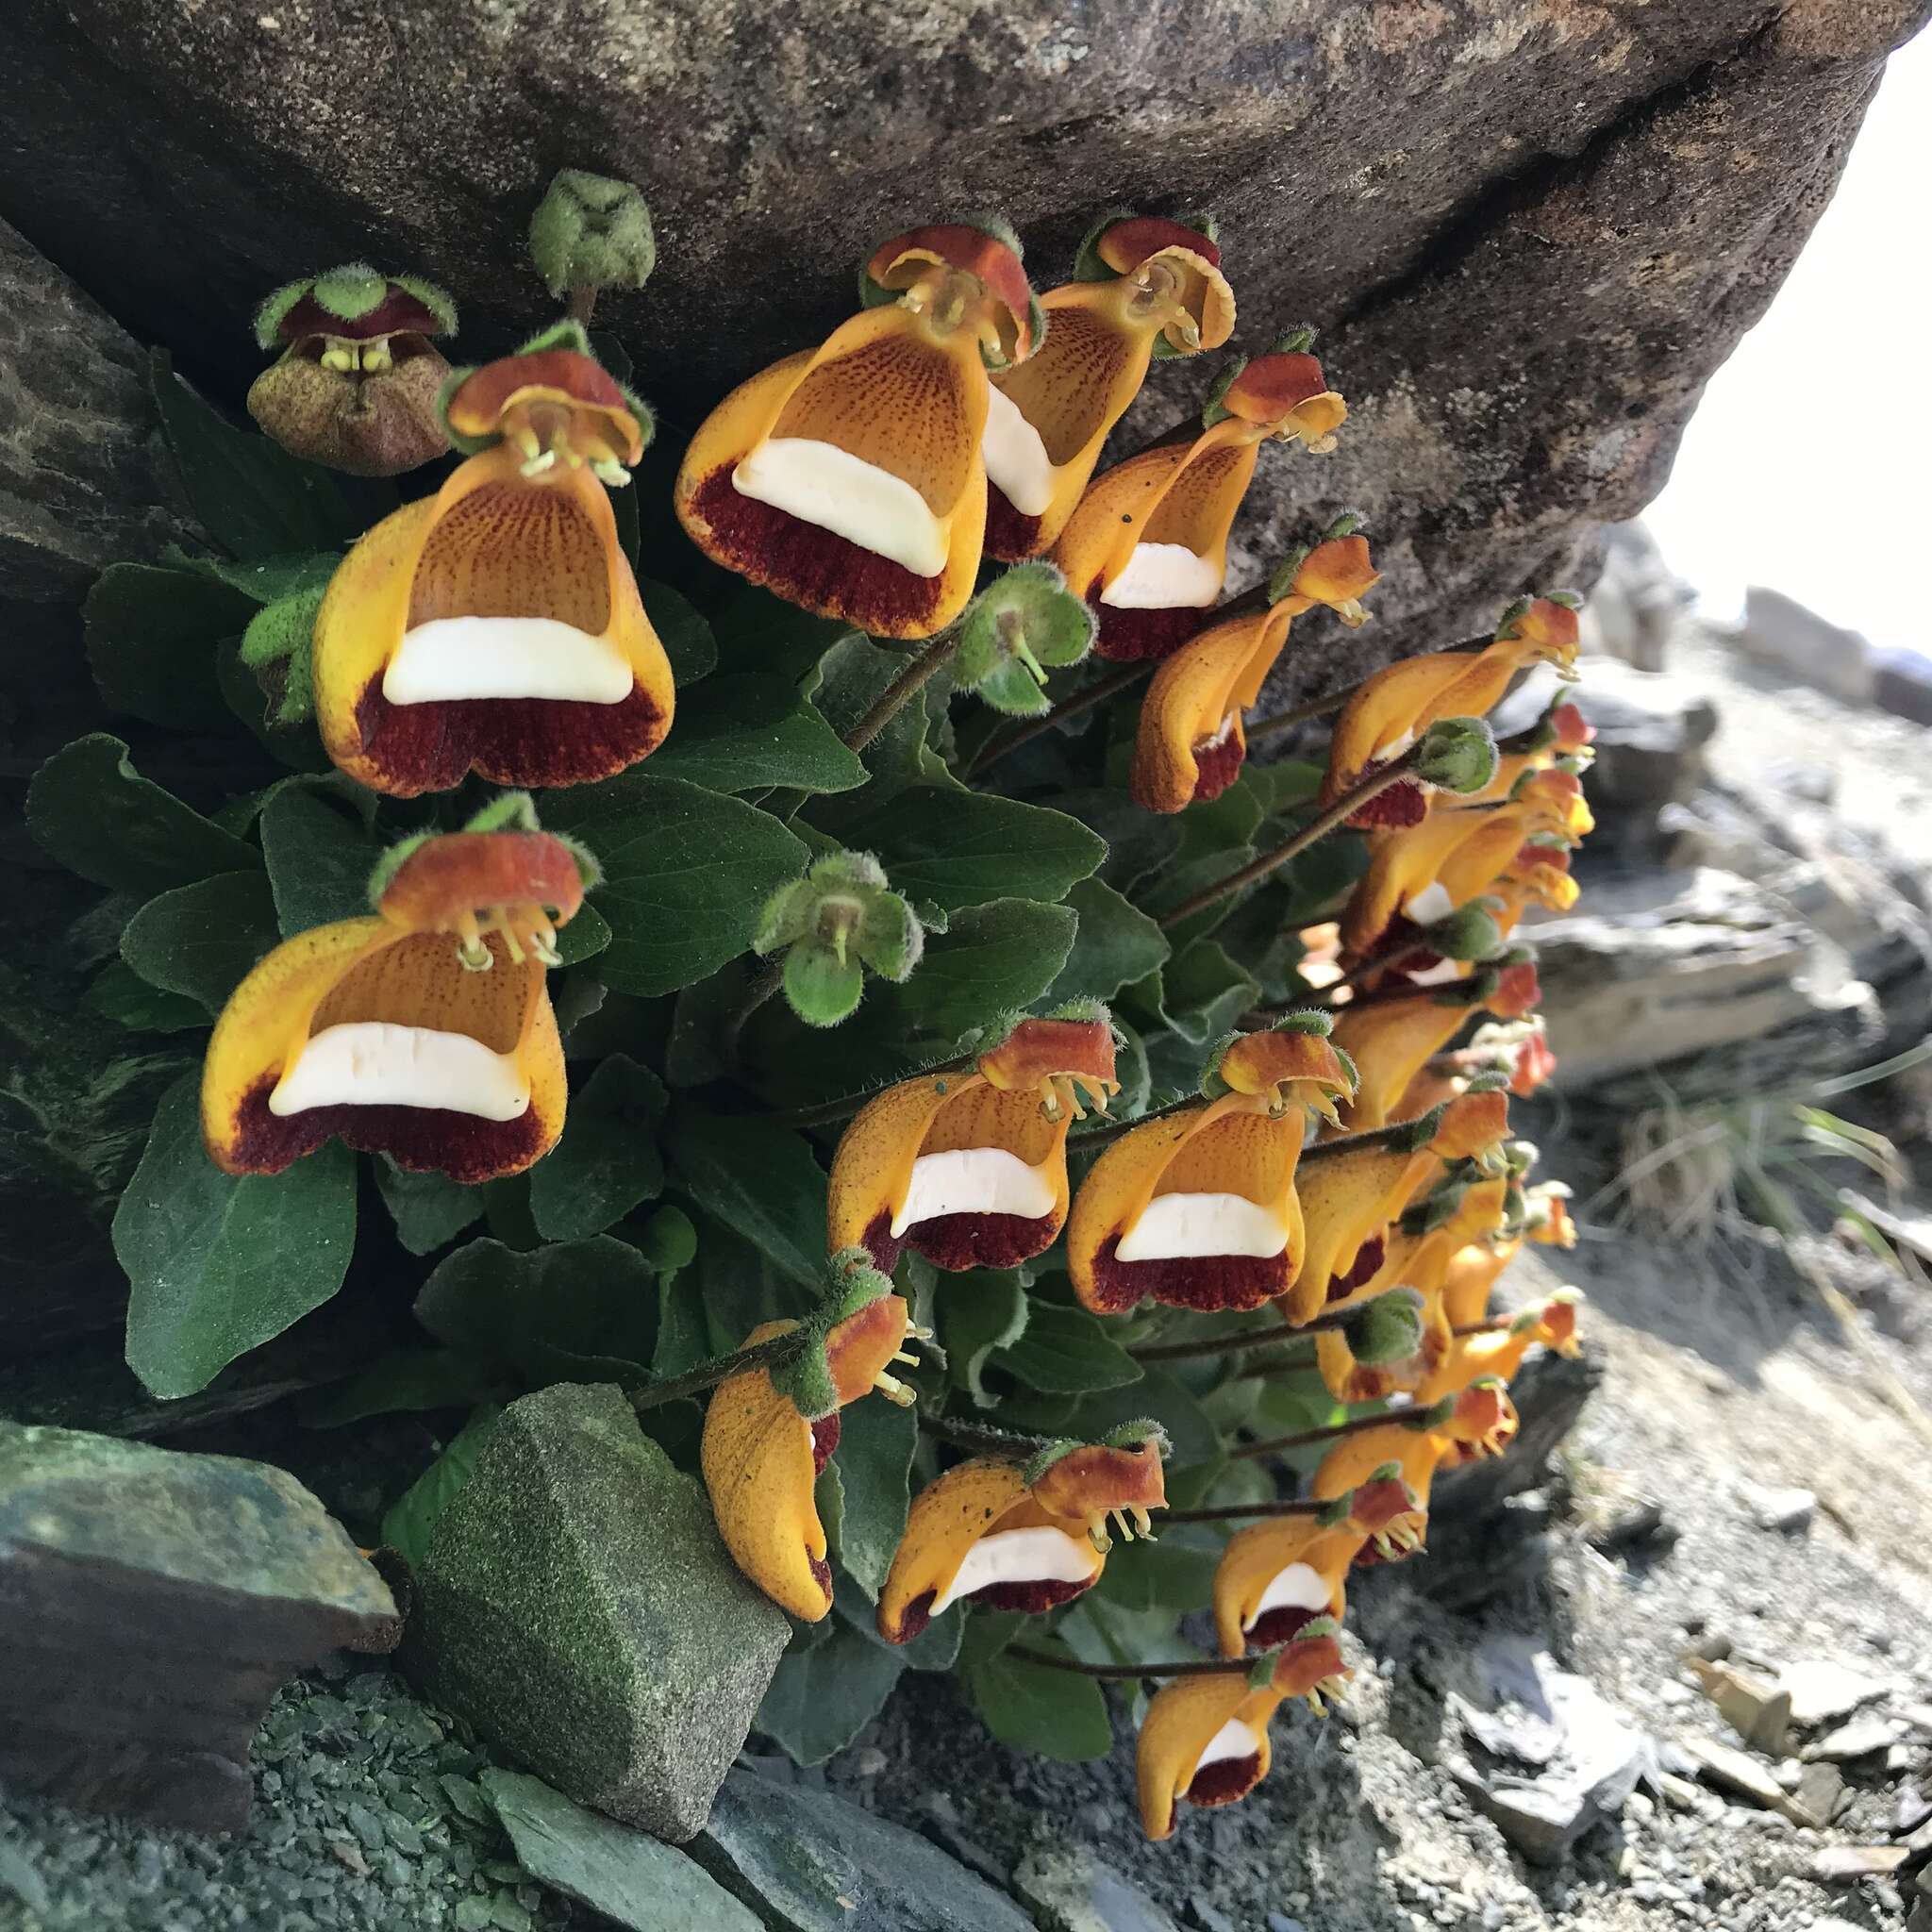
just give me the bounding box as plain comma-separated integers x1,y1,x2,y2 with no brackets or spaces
1096,216,1222,273
444,349,645,461
980,1016,1118,1091
276,285,449,343
378,831,584,931
865,224,1038,362
1223,350,1331,422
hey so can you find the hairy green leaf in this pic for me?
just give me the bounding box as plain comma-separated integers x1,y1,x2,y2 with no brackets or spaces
902,898,1076,1038
966,1646,1112,1762
382,1406,502,1567
830,1396,917,1601
833,788,1105,912
667,1110,828,1289
649,675,867,795
758,1622,906,1766
528,1054,667,1241
1046,877,1170,1008
936,1269,1029,1407
122,872,282,1013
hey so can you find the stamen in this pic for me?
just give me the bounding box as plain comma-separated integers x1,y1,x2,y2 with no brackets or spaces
1088,1524,1112,1555
874,1372,917,1407
592,458,631,488
361,339,393,375
891,1349,920,1367
907,1322,937,1342
457,934,494,973
319,338,357,373
520,448,558,477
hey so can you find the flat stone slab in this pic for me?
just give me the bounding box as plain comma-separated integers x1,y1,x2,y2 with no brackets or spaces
0,1421,396,1830
692,1769,1038,1932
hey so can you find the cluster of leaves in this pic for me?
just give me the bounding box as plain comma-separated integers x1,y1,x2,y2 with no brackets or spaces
31,345,1378,1767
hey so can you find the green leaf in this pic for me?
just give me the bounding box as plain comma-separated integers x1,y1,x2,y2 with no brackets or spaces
640,577,719,687
831,788,1104,914
84,561,249,730
86,960,208,1035
1090,1536,1220,1614
304,1346,504,1426
259,784,376,936
527,1054,667,1241
151,351,363,559
831,1572,964,1672
115,1074,358,1398
831,1396,917,1601
381,1406,502,1567
1127,939,1259,1049
711,586,857,688
539,775,808,996
757,1622,906,1766
1045,877,1171,1008
122,872,283,1013
666,1109,827,1289
553,901,611,968
377,1158,485,1256
1243,758,1324,816
936,1270,1030,1408
965,1647,1113,1761
414,1236,660,1384
653,1269,712,1376
1053,791,1185,895
991,1303,1142,1394
173,547,341,606
28,734,263,895
686,1212,816,1354
649,675,867,795
808,635,939,805
902,899,1077,1039
627,1202,698,1274
1070,1367,1222,1472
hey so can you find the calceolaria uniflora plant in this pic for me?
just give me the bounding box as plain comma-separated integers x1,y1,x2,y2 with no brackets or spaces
33,184,1600,1837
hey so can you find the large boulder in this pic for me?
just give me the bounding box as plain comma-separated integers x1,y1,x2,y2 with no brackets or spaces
0,1,1924,656
403,1382,792,1844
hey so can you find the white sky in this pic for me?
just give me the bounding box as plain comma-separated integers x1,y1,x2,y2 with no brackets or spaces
1643,28,1930,653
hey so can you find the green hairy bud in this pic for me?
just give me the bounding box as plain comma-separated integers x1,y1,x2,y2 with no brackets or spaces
528,170,658,299
1413,717,1499,794
1346,1288,1426,1366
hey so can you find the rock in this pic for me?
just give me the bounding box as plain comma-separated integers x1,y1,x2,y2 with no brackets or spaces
1679,1738,1789,1813
691,1769,1037,1932
1016,1845,1182,1932
1719,589,1876,706
0,1421,396,1831
1779,1658,1889,1729
403,1383,791,1844
0,4,1924,656
1782,1763,1847,1830
1804,1716,1900,1763
479,1769,762,1932
1580,523,1687,673
1536,868,1881,1104
1874,647,1932,727
1813,1846,1911,1882
1740,1482,1818,1534
0,217,194,604
1895,1786,1932,1836
1187,1905,1237,1932
1453,1641,1649,1864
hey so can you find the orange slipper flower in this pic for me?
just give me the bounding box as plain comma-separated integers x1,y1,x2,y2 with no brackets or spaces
1130,524,1379,813
675,219,1041,640
876,1424,1167,1643
826,1008,1118,1273
1212,1515,1362,1658
1317,1283,1451,1406
313,325,672,796
1068,1018,1357,1316
1467,696,1596,806
984,213,1234,560
1136,1623,1347,1839
1054,330,1347,663
1321,593,1582,828
1441,1234,1523,1329
1333,958,1541,1133
702,1256,917,1623
1420,1291,1581,1410
201,808,591,1183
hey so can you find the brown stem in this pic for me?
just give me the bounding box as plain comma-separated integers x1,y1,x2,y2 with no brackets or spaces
1298,1116,1435,1166
765,1057,973,1131
1232,1406,1415,1462
1008,1643,1252,1680
1157,752,1418,931
1158,1497,1332,1522
844,630,962,754
1128,1294,1383,1364
921,1413,1061,1458
1450,1318,1507,1337
1242,631,1493,748
629,1329,806,1411
567,284,598,326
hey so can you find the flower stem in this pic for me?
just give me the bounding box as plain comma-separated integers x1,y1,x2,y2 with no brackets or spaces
921,1413,1062,1458
1231,1406,1413,1461
1158,1496,1333,1522
567,284,598,326
629,1329,807,1411
844,629,962,754
1156,751,1420,931
1128,1300,1368,1364
765,1057,974,1131
965,658,1154,776
1008,1643,1252,1680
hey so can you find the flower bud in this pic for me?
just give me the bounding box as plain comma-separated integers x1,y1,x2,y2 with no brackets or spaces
1420,896,1505,962
954,563,1097,715
1344,1288,1426,1366
237,582,327,724
527,169,658,300
1413,717,1499,794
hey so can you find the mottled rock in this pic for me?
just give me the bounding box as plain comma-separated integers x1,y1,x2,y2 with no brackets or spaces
480,1769,762,1932
0,1422,397,1830
1017,1844,1183,1932
0,2,1925,655
692,1769,1037,1932
404,1383,791,1844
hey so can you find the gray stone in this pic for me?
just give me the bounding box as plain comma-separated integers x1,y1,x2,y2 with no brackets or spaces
1741,1483,1817,1534
1579,522,1688,673
1720,588,1876,706
1804,1716,1900,1763
404,1383,791,1844
1678,1738,1788,1813
1017,1845,1182,1932
1782,1763,1846,1830
0,217,194,603
0,3,1925,657
0,1422,397,1831
480,1769,762,1932
1813,1845,1911,1882
1778,1658,1889,1729
691,1769,1037,1932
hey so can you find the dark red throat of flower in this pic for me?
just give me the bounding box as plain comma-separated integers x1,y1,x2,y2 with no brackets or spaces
1186,1752,1263,1808
226,1074,545,1186
1087,590,1214,663
983,483,1044,563
1190,726,1246,806
1325,1234,1386,1303
691,464,946,635
1086,1234,1290,1315
351,682,666,797
811,1414,841,1475
1246,1603,1324,1652
1347,771,1429,830
861,1207,1060,1276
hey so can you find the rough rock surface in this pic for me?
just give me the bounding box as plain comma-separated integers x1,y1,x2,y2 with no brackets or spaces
0,1,1925,656
403,1382,791,1845
0,1421,397,1831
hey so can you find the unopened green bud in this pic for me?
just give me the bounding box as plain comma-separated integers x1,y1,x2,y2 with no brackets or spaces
1414,717,1499,794
784,942,865,1028
1422,897,1504,962
238,584,326,724
1346,1288,1425,1365
528,170,658,300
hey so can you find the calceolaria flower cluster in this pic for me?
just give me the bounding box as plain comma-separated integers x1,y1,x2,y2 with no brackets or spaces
41,168,1602,1844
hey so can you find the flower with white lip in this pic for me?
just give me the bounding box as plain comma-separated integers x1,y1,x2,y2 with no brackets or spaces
826,1007,1119,1273
675,220,1042,640
1067,1016,1357,1317
1053,329,1347,664
311,323,674,796
982,212,1235,561
200,803,596,1183
1213,1514,1365,1659
876,1425,1167,1644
